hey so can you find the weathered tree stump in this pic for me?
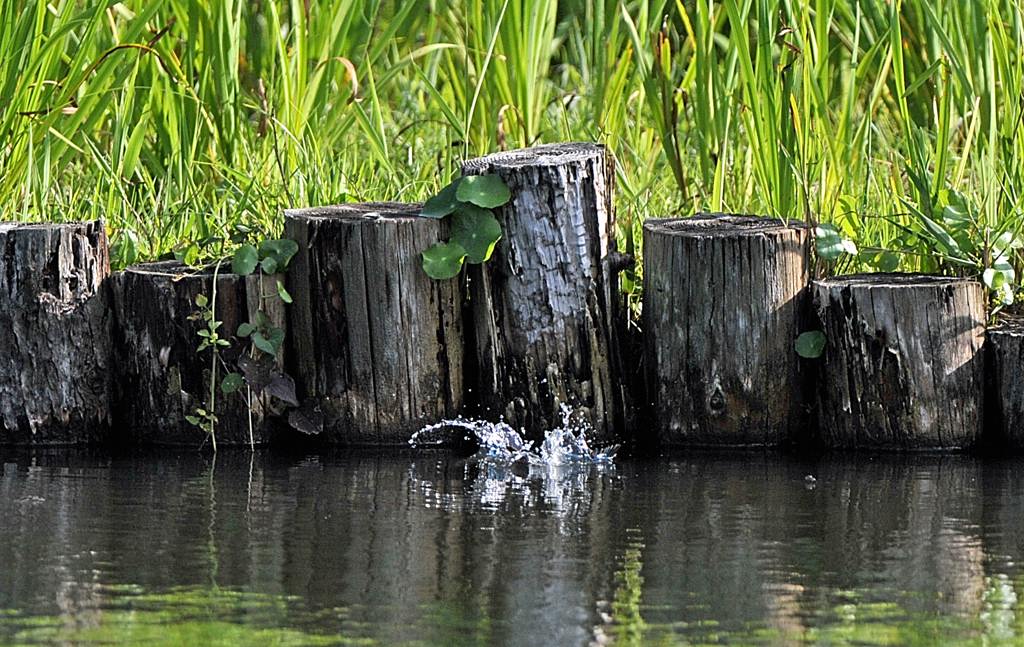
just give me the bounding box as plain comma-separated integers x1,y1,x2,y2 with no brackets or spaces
813,273,985,449
0,221,113,444
284,203,463,445
460,143,626,444
113,261,287,446
984,316,1024,449
642,215,811,446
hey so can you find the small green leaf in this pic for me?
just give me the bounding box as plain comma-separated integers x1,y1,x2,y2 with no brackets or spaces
451,204,503,264
421,179,462,218
276,280,293,304
259,239,299,271
253,327,285,354
260,256,279,274
252,332,275,354
983,268,1002,289
183,243,200,267
993,231,1024,255
195,293,209,308
268,326,285,349
421,241,467,279
997,282,1015,306
237,322,256,337
185,415,200,426
232,244,259,276
456,174,511,208
815,224,857,261
221,372,244,394
795,331,827,359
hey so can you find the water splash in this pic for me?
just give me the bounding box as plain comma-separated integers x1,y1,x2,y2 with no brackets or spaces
409,405,618,466
409,406,619,520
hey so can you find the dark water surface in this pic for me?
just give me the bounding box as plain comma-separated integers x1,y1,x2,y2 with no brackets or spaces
2,449,1024,645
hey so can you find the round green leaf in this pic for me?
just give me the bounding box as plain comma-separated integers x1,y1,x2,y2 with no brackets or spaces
996,282,1015,306
232,244,259,276
814,224,857,262
237,322,256,338
451,204,502,264
795,331,827,359
259,239,299,270
252,331,275,354
421,241,467,279
260,256,279,274
455,174,511,208
221,372,244,394
421,179,462,218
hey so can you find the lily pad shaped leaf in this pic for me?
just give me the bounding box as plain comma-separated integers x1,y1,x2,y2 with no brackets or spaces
232,244,259,276
815,224,858,261
795,331,827,359
451,204,502,264
259,238,299,270
422,241,467,279
455,174,511,209
421,179,462,218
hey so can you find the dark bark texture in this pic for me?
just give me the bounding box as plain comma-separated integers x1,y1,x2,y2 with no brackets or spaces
113,261,285,446
985,316,1024,449
285,203,463,444
461,143,625,444
642,215,811,446
0,221,113,444
813,273,984,449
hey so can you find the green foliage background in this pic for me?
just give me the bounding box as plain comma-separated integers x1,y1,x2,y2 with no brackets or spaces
3,0,1024,296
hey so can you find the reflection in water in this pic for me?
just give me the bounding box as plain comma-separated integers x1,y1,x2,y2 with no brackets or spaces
2,451,1024,645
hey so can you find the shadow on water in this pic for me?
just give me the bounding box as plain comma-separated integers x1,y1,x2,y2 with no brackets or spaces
2,446,1024,645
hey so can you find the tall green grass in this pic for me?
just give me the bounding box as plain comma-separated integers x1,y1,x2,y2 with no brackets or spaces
2,0,1024,302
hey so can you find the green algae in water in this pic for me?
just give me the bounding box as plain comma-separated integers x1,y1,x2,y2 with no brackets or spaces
0,587,369,646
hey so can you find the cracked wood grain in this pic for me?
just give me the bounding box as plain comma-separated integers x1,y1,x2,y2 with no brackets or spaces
0,221,113,444
111,261,285,445
285,203,463,445
813,273,984,449
461,143,626,444
643,215,811,447
983,316,1024,449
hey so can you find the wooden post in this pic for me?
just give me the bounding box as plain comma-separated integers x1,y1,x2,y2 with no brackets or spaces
0,221,113,444
460,143,626,444
112,261,285,446
284,202,463,445
985,316,1024,449
642,215,811,446
813,273,985,449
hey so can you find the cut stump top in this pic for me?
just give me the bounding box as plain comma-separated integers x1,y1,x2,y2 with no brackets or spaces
988,314,1024,337
123,260,237,280
462,142,604,172
643,214,808,237
0,220,102,233
814,272,978,290
284,202,422,223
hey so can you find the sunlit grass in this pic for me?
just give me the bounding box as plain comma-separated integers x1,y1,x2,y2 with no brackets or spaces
2,0,1023,301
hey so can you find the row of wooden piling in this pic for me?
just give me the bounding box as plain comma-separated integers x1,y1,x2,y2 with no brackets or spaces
643,219,993,451
0,142,1017,450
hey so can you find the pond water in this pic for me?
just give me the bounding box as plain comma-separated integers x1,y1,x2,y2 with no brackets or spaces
2,448,1024,646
